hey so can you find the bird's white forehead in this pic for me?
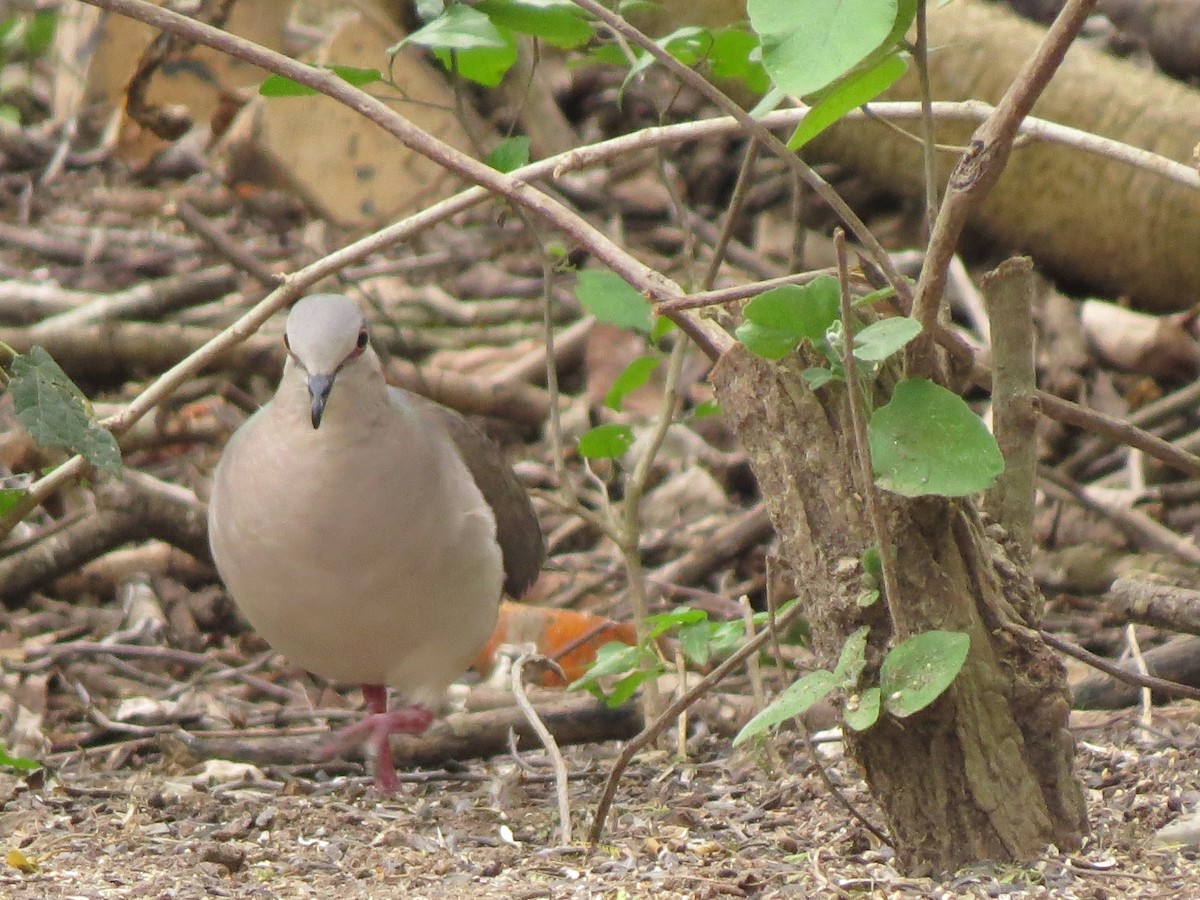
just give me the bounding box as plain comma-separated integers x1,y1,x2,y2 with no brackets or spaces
285,294,366,373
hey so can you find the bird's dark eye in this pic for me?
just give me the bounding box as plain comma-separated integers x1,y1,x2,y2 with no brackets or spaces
356,330,368,349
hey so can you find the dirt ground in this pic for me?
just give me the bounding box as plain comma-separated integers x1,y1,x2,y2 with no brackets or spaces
3,703,1200,898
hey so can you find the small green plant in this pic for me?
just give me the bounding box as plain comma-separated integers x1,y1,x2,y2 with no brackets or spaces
570,602,801,707
734,628,970,743
0,743,41,773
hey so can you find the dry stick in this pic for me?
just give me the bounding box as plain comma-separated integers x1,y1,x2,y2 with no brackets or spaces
1061,379,1200,476
1123,624,1153,728
799,723,892,847
588,597,809,845
4,89,1195,534
835,230,902,632
913,0,939,236
907,0,1099,376
512,655,572,847
1037,629,1200,701
1032,390,1200,479
173,198,283,287
26,266,238,334
980,257,1038,556
1038,467,1200,563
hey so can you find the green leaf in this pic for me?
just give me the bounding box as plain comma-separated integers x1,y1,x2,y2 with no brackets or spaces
843,687,881,731
861,544,882,583
645,606,708,639
575,270,653,333
23,11,55,58
622,26,710,88
691,399,721,419
0,487,26,516
400,5,519,86
788,53,907,150
832,626,869,687
10,347,121,476
650,315,676,343
259,74,314,97
0,104,19,125
679,621,714,666
486,135,532,172
748,0,898,97
802,367,837,390
577,423,635,459
705,620,746,659
734,669,838,745
605,356,660,411
259,66,382,97
853,315,921,362
881,630,970,718
735,278,840,360
856,589,880,607
606,669,651,706
403,5,510,52
708,28,770,94
0,744,40,773
330,65,383,87
853,284,900,308
475,0,593,48
868,379,1005,497
433,31,519,87
569,641,644,687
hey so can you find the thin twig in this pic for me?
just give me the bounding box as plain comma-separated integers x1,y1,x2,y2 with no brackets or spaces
913,0,939,236
512,655,572,846
800,725,892,847
835,230,901,630
1038,629,1200,701
907,0,1100,375
588,597,809,844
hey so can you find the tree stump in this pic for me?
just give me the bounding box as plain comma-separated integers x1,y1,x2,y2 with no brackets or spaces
711,343,1087,873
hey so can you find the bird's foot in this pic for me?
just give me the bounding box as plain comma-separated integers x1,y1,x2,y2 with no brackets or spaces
320,702,435,793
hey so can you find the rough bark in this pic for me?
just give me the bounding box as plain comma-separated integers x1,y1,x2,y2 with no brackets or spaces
711,344,1086,874
814,0,1200,311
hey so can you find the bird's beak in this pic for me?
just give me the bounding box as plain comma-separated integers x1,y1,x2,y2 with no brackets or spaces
307,373,336,429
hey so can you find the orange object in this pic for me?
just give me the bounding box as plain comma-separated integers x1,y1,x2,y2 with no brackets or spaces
474,601,638,686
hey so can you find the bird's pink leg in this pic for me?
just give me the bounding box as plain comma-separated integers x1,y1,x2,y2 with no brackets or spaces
319,683,434,792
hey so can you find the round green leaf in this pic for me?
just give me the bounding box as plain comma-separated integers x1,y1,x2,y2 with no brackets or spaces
735,278,840,360
881,630,970,718
852,315,921,362
575,270,652,334
748,0,898,97
842,686,881,732
486,135,531,173
868,378,1005,497
734,669,838,745
577,423,635,459
404,5,509,51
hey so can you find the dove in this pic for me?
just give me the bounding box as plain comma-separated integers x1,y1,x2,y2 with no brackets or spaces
208,293,543,790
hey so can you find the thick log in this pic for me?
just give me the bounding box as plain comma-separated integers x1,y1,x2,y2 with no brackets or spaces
815,0,1200,310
